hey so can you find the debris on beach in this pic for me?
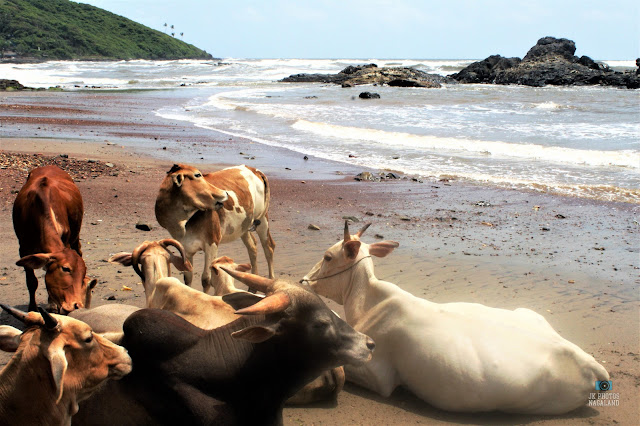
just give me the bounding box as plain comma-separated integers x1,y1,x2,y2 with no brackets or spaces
135,221,152,231
308,224,320,231
342,216,360,223
475,201,492,207
0,151,120,184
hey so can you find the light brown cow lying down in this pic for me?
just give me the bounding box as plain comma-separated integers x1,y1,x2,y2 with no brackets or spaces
0,305,132,426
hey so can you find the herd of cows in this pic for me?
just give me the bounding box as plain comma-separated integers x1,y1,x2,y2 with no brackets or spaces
0,163,610,425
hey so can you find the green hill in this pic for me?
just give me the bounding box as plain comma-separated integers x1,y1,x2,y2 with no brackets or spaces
0,0,214,61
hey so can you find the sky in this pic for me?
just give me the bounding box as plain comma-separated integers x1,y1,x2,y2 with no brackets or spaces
76,0,639,60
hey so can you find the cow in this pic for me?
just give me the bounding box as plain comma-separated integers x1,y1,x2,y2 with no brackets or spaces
108,244,345,405
0,304,132,425
154,164,275,295
73,271,374,425
12,165,96,314
301,221,610,415
69,304,141,344
209,256,252,296
108,238,192,304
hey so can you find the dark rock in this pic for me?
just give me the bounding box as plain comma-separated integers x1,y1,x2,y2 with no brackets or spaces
0,79,26,90
452,36,639,89
282,64,450,88
355,172,374,181
135,221,152,231
522,37,576,62
359,92,380,99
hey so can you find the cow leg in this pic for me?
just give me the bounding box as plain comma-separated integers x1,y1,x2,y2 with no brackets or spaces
344,358,397,398
201,244,219,294
183,253,195,287
24,267,39,312
240,232,258,275
255,217,275,279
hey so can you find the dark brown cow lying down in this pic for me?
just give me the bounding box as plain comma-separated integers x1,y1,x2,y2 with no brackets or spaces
74,272,375,426
12,165,96,314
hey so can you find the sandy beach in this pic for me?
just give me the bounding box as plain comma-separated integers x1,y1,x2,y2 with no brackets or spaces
0,90,638,425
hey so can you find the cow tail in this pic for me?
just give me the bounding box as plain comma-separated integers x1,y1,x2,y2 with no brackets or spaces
257,170,276,249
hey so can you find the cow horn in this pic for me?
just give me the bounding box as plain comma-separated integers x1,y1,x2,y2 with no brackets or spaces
235,292,291,316
1,303,29,323
38,307,59,331
356,223,371,238
159,239,192,272
131,241,151,280
344,220,351,242
219,267,275,294
1,304,44,327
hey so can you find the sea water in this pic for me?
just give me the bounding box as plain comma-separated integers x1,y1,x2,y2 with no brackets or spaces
1,58,638,203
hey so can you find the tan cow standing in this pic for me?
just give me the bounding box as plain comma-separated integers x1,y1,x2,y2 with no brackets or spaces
155,164,275,294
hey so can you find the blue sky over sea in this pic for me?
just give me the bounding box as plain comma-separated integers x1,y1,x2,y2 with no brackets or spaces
75,0,639,59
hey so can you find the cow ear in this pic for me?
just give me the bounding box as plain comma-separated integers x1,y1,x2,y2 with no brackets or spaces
172,173,184,187
16,253,52,270
45,339,68,404
108,252,133,266
344,240,361,260
222,292,264,311
231,323,277,343
87,278,98,290
0,326,22,352
236,263,252,273
169,254,192,272
368,241,399,258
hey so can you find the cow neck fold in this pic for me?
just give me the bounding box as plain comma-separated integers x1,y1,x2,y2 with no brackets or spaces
0,329,76,426
342,256,387,325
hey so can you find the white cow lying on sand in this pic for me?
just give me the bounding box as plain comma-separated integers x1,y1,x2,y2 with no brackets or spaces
301,222,609,415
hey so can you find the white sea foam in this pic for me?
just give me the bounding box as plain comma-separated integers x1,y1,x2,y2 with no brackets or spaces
291,120,640,169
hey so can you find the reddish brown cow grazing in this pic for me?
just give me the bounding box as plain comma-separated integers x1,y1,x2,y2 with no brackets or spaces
12,166,96,314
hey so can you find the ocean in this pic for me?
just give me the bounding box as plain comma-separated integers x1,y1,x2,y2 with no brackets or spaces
1,58,638,203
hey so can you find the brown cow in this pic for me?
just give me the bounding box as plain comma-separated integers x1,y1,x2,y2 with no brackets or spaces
155,164,275,294
12,165,96,314
0,305,132,425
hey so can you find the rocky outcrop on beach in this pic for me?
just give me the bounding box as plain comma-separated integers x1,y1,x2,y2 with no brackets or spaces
452,37,639,89
281,64,451,88
0,79,26,90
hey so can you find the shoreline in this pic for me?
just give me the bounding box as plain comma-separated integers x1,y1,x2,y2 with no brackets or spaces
0,90,638,425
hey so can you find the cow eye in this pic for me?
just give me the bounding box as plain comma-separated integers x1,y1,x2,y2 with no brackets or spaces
313,321,330,330
61,266,72,273
194,173,202,178
323,254,332,262
84,335,93,344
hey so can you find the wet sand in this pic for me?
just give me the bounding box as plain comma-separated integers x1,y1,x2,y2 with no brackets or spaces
0,90,638,425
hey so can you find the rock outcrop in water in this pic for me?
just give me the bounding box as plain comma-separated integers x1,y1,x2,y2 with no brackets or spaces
452,37,639,89
281,64,452,88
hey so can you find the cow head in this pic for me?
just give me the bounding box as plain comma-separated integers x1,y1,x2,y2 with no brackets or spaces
221,268,375,369
0,304,132,404
301,221,398,304
16,248,98,314
210,256,251,295
109,239,192,291
164,164,228,212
